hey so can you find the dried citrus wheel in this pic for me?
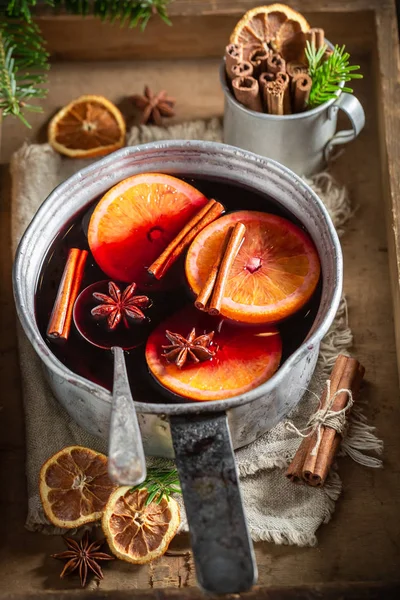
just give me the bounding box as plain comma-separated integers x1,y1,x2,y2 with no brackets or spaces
48,95,126,158
145,305,282,401
39,446,116,528
102,487,180,564
185,211,320,325
230,4,310,62
88,173,208,285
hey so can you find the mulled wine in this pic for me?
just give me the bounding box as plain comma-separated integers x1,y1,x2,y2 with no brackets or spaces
35,175,322,403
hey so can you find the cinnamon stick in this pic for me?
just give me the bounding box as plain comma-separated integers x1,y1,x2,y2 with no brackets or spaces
292,72,312,113
231,61,254,79
259,72,276,109
266,53,286,74
264,80,285,115
148,199,224,280
286,61,308,78
225,43,243,79
307,28,325,50
276,72,291,114
208,223,246,316
248,47,270,78
232,76,263,112
47,248,88,342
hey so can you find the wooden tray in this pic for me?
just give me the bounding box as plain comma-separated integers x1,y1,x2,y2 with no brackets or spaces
1,1,400,598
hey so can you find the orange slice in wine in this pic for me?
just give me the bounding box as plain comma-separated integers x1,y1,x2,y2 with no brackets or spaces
230,4,310,62
185,211,320,324
88,174,208,285
48,95,126,158
102,487,180,564
39,446,116,528
145,305,282,401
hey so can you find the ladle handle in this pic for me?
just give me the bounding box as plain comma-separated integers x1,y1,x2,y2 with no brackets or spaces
108,346,146,486
170,411,256,594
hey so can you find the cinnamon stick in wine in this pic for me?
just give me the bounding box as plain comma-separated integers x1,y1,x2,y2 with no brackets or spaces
148,199,224,280
266,53,286,74
208,223,246,316
47,248,88,342
225,43,243,79
232,76,263,112
195,232,230,311
292,72,312,113
231,61,254,79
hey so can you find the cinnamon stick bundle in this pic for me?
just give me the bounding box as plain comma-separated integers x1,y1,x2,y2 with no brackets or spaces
47,248,88,342
266,53,286,74
148,199,224,280
286,354,365,487
249,47,270,78
232,76,263,112
225,43,243,79
195,223,246,315
231,61,254,79
292,72,312,113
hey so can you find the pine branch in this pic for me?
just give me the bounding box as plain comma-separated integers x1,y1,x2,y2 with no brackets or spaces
306,42,363,109
0,20,49,127
7,0,172,29
131,467,181,506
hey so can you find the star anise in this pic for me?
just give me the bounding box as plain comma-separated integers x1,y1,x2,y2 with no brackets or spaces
91,281,152,330
131,86,175,125
162,328,216,369
51,531,114,587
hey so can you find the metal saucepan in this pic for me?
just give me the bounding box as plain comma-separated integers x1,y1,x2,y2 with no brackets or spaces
13,141,342,594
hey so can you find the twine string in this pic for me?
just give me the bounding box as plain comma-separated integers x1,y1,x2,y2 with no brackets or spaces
286,379,354,456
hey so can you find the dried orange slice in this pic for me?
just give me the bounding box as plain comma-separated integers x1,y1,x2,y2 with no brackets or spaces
102,487,180,564
230,4,310,62
185,211,320,325
88,173,208,285
48,95,126,158
39,446,116,528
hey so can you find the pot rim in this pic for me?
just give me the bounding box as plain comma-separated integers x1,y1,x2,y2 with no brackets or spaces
13,140,343,415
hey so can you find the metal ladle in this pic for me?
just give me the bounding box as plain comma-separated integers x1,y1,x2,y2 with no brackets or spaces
73,280,147,486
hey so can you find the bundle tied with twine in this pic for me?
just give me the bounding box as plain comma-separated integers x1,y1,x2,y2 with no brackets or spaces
10,117,382,544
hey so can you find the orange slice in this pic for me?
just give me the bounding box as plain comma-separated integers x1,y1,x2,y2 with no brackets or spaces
39,446,116,528
185,211,320,325
48,95,125,158
88,173,208,285
102,487,180,564
230,4,310,62
145,305,282,401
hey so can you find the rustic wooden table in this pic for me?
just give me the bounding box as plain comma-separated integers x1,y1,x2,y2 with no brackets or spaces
1,1,400,598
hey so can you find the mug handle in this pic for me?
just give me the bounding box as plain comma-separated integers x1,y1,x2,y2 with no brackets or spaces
324,92,365,162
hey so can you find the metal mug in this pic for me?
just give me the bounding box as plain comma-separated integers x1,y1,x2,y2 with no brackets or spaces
13,141,342,594
220,43,365,176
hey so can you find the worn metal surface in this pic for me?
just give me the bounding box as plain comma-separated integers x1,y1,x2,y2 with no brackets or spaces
171,412,256,594
107,346,146,485
220,46,365,176
13,141,342,453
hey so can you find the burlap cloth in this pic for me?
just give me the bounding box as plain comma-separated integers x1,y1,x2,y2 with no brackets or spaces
11,118,382,544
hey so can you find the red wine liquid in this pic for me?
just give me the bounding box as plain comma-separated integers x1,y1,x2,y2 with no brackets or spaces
35,176,322,403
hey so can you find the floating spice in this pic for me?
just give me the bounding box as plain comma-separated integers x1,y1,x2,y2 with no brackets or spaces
91,281,151,330
162,328,215,368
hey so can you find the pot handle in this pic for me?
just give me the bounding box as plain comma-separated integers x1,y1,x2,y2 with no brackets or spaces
170,411,257,594
324,92,365,161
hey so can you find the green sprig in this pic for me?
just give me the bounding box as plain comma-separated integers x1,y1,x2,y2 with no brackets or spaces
131,468,181,506
0,20,49,127
305,41,363,109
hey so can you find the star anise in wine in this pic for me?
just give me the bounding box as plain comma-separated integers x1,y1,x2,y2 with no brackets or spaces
131,86,175,125
51,531,114,587
91,281,152,330
162,328,216,369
